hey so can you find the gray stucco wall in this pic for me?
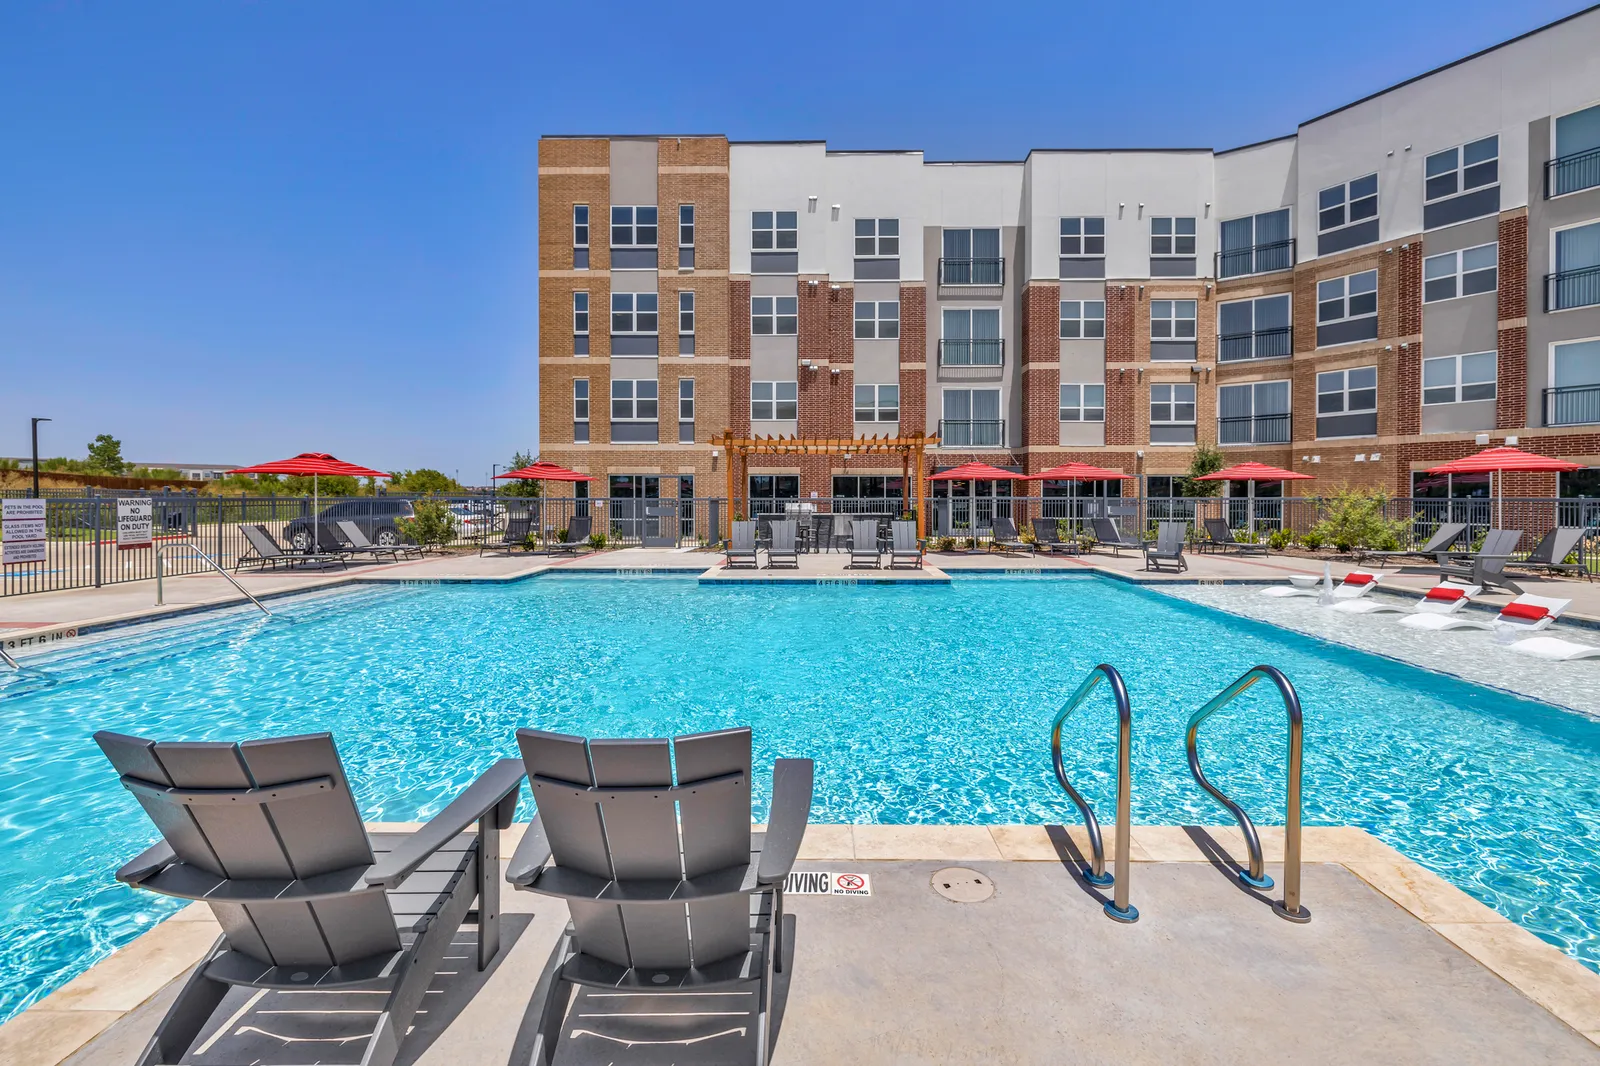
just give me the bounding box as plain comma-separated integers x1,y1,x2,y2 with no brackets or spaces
923,225,1024,443
1421,399,1496,433
609,139,658,208
1527,114,1600,426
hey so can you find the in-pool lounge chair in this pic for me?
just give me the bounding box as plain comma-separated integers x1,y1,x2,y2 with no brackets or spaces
850,519,881,568
987,516,1033,557
478,514,532,556
549,514,593,554
726,520,760,569
93,730,524,1066
1436,528,1526,596
1202,517,1268,556
508,727,813,1066
1143,521,1188,573
337,519,423,561
1030,517,1076,554
1333,581,1481,616
1505,527,1589,580
1356,522,1468,567
1091,516,1147,556
767,519,800,569
236,523,346,572
1507,633,1600,660
1399,592,1571,632
1262,570,1386,598
889,519,922,569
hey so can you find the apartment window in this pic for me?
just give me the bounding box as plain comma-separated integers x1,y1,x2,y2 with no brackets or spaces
1551,104,1600,197
611,379,658,420
751,296,798,336
574,379,590,443
678,291,695,334
751,381,798,421
1059,300,1105,339
1318,175,1378,232
1549,338,1600,426
1425,136,1498,202
1316,367,1378,438
573,205,589,268
1150,300,1197,340
854,384,900,422
1423,243,1498,302
1059,384,1105,422
855,218,899,257
941,388,1003,446
752,211,798,250
573,292,589,334
1150,383,1197,443
833,475,905,499
610,206,658,248
611,292,659,334
1059,217,1105,256
1218,208,1291,277
678,205,695,269
1219,381,1291,444
1422,352,1496,405
1218,293,1291,362
941,228,1002,285
855,301,900,339
1550,221,1600,312
1316,269,1378,346
749,474,800,500
941,308,1003,365
1150,217,1196,257
678,379,695,442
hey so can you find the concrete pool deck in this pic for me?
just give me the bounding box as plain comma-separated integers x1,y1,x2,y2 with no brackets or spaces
7,824,1597,1065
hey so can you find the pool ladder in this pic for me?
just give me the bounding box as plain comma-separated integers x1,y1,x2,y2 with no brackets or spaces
155,543,272,618
0,645,17,671
1050,663,1137,923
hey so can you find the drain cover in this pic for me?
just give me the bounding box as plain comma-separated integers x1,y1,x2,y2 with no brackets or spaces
931,867,994,903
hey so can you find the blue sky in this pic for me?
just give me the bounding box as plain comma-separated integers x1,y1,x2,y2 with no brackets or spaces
0,1,1586,482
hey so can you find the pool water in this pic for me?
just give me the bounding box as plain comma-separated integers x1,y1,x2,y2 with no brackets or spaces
1,575,1598,1022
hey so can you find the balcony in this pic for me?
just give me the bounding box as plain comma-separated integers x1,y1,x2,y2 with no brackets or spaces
938,258,1004,287
1545,146,1600,198
1545,265,1600,312
1218,326,1293,363
939,419,1005,448
1219,413,1291,445
1544,384,1600,427
938,339,1005,367
1215,239,1295,280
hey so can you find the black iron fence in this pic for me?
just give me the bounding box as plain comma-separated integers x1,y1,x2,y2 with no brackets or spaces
1545,264,1600,312
1214,238,1295,279
1544,384,1600,427
1545,145,1600,198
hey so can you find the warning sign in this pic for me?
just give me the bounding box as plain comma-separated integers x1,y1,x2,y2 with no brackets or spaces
116,498,153,551
1,499,47,565
782,871,872,896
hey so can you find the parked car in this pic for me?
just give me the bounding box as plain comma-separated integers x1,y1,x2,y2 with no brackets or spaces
448,503,499,538
282,499,415,551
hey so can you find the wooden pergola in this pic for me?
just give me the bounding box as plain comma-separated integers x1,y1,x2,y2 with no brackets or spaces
713,431,939,539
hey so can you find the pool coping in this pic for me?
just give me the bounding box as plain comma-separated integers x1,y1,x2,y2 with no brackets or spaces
4,822,1595,1066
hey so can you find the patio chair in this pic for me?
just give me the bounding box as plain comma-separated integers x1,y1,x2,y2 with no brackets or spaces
507,727,813,1066
235,523,346,572
1505,527,1589,580
1332,581,1482,616
987,516,1033,557
1030,517,1076,554
93,730,525,1066
1356,522,1468,567
1436,528,1526,596
1202,517,1267,556
336,518,424,561
889,519,922,569
549,514,593,554
1143,521,1188,573
726,520,759,569
767,520,800,569
478,514,532,556
849,519,881,569
1262,569,1386,599
1399,592,1570,633
1090,516,1147,557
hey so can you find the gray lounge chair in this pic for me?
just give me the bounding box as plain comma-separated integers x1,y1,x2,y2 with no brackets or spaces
507,727,813,1066
849,519,881,568
988,515,1033,556
1437,528,1525,595
1031,517,1076,554
1202,517,1267,556
1505,526,1589,579
338,518,423,561
1144,521,1188,573
1357,521,1468,567
1091,516,1147,556
889,519,922,568
767,519,800,568
549,514,592,554
94,730,524,1066
235,523,346,572
726,520,759,569
478,514,532,556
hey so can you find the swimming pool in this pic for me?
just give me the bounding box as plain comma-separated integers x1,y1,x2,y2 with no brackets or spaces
1,574,1597,1022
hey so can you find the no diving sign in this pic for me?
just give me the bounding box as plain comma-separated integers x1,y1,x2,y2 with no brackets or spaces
783,870,872,896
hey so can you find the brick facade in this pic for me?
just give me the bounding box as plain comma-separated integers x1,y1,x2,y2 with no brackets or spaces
1021,283,1061,450
899,285,927,438
1497,212,1530,430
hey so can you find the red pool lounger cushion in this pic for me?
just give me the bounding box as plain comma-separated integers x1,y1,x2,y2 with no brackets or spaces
1426,585,1467,601
1343,572,1375,585
1499,602,1551,622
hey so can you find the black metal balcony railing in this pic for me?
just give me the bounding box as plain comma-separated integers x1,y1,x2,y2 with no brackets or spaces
1544,384,1600,427
939,257,1004,286
939,419,1005,447
938,339,1005,367
1545,265,1600,312
1219,413,1291,445
1214,239,1295,279
1218,326,1292,363
1545,146,1600,198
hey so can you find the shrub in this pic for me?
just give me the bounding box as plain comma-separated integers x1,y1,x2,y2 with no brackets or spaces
1018,525,1038,545
1180,444,1225,497
1308,486,1410,553
587,531,608,550
1268,528,1295,552
1055,519,1072,542
930,535,956,552
395,499,457,549
1302,528,1326,551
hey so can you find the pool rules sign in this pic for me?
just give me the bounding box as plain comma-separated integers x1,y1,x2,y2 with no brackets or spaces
1,499,47,564
116,498,154,551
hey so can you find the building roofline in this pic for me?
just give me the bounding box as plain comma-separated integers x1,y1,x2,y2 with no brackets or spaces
1024,147,1213,156
541,133,726,140
729,139,826,146
1215,133,1298,156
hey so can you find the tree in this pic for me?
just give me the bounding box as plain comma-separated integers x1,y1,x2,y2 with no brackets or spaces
498,450,543,498
1180,443,1225,497
86,434,126,475
392,468,461,495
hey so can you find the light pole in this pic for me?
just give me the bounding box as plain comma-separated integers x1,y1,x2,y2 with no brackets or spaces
30,417,51,499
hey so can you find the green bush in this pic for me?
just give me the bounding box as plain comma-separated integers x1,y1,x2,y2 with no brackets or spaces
587,531,608,550
1308,486,1410,553
1302,528,1325,551
394,499,457,549
1180,444,1225,497
1268,528,1295,551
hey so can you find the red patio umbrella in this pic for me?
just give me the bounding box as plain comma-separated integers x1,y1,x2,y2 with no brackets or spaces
926,461,1021,482
1025,462,1135,482
1193,461,1315,535
230,453,394,553
1426,446,1581,525
493,461,596,486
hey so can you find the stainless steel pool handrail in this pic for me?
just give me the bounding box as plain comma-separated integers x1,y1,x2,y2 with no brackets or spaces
0,645,17,670
1184,664,1310,923
1050,663,1138,923
156,544,272,618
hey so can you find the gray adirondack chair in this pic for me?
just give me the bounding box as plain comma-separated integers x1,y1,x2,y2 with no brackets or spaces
889,519,922,568
507,727,814,1066
1437,528,1525,595
1143,521,1188,572
94,730,525,1066
767,520,800,568
726,520,759,568
849,519,881,568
